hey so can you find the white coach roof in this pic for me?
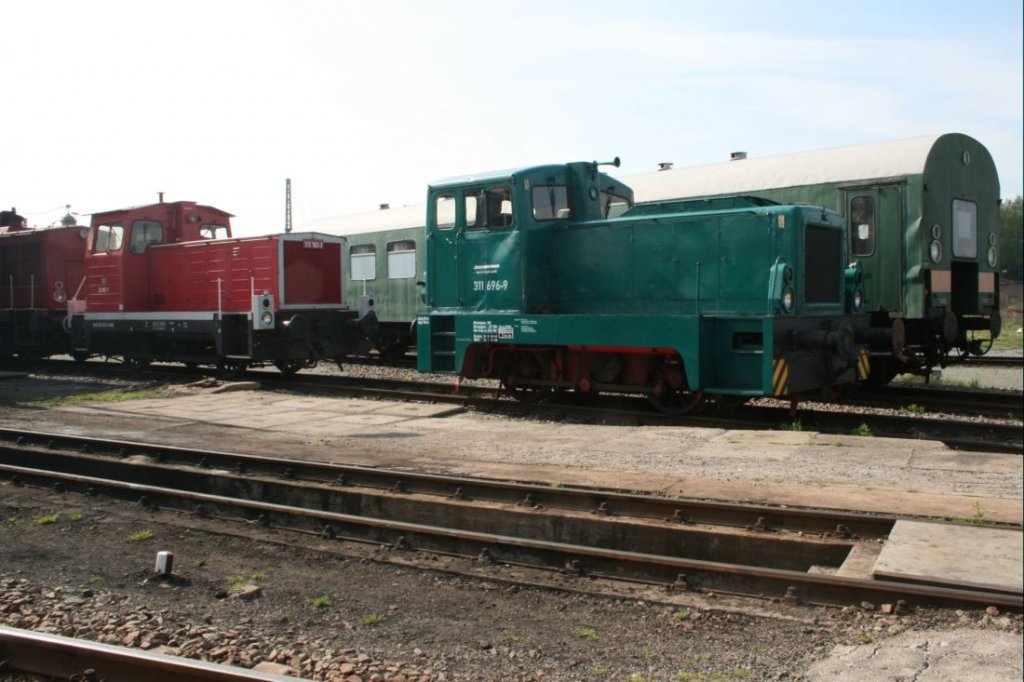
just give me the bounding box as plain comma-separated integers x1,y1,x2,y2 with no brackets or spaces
298,203,425,237
624,134,946,203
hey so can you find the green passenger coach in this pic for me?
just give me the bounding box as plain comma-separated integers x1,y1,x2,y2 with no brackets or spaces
302,204,425,358
416,159,873,413
624,133,1001,382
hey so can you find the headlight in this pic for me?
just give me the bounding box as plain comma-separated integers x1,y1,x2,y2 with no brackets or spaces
781,287,795,313
931,224,941,240
260,311,274,327
783,265,793,283
53,289,67,303
853,288,863,311
929,239,942,263
987,246,997,268
988,233,996,246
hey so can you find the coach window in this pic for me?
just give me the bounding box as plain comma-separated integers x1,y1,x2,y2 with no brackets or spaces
435,195,456,230
93,221,124,253
952,199,977,258
200,224,229,239
532,185,571,220
387,240,416,279
129,220,163,254
350,244,376,280
849,195,875,256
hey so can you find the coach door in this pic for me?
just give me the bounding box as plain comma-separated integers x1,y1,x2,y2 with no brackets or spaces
843,184,902,314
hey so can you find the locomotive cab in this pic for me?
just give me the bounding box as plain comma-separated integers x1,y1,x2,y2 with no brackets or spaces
422,160,632,323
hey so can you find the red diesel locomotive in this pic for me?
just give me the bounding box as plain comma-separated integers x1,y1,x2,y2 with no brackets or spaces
0,207,85,360
1,199,376,375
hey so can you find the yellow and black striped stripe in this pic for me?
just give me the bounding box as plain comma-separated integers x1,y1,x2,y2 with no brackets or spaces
857,348,871,381
772,358,789,396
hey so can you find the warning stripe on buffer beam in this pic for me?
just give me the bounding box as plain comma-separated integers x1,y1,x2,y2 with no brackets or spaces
857,348,871,381
772,358,789,396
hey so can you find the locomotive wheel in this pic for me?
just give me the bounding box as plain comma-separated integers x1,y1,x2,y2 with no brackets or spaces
503,380,553,403
70,351,90,363
123,356,150,371
217,359,248,379
502,351,552,403
648,388,705,415
379,341,410,361
274,359,305,376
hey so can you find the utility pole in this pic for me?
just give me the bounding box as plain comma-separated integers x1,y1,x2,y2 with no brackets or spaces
285,178,292,233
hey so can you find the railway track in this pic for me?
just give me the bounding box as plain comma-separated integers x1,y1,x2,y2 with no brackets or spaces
0,625,297,681
948,354,1024,368
1,429,1020,613
9,359,1024,452
852,384,1023,420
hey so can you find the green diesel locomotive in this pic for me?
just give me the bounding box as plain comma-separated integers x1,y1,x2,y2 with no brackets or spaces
625,133,1002,382
415,159,872,413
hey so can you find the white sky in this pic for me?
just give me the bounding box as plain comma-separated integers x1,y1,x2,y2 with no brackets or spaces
4,0,1022,236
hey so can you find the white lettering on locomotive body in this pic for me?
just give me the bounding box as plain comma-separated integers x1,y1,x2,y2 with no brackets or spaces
471,319,514,342
516,318,537,334
303,239,325,249
471,279,509,292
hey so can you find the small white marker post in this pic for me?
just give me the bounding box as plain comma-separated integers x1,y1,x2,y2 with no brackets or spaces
154,551,174,576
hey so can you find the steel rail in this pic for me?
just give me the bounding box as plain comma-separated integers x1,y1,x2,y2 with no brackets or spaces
852,385,1023,419
0,444,866,574
16,360,1023,452
227,375,1024,453
0,625,296,682
1,458,1020,612
0,427,906,538
950,355,1024,368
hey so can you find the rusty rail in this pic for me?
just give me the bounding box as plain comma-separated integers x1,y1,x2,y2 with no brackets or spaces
0,625,297,681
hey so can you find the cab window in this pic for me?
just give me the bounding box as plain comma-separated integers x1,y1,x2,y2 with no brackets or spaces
466,188,513,230
952,199,977,258
849,195,875,256
93,221,124,253
485,187,513,228
435,195,456,230
532,185,571,220
199,224,229,239
350,244,376,281
387,240,416,279
600,191,632,219
129,220,163,254
465,191,482,230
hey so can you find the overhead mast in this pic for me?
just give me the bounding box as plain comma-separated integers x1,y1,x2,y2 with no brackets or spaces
285,178,292,233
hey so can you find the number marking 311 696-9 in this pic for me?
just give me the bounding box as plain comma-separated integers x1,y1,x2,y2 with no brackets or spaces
472,279,509,292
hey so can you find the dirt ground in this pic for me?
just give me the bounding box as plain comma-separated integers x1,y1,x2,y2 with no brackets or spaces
1,371,1021,681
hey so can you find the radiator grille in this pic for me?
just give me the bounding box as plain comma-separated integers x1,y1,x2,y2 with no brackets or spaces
804,226,841,303
282,239,342,305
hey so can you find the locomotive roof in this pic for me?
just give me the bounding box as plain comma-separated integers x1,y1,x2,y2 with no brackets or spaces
89,201,234,217
623,133,980,202
429,163,586,189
